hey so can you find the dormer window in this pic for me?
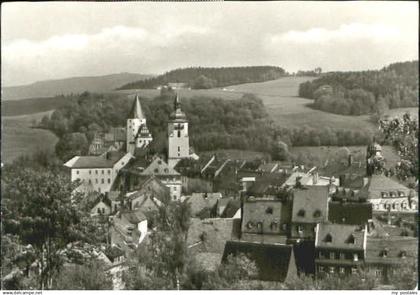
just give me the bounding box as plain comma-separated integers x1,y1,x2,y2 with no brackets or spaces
346,234,356,244
324,233,333,243
266,207,273,214
381,192,388,198
247,221,255,229
270,221,279,230
313,210,322,218
398,191,405,197
399,251,407,258
154,168,159,173
257,222,263,234
297,209,305,217
380,249,388,258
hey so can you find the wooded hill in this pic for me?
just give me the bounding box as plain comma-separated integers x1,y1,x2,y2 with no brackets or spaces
117,66,287,90
298,61,419,115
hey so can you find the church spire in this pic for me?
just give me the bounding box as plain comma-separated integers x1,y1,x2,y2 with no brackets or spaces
174,93,181,111
129,94,145,119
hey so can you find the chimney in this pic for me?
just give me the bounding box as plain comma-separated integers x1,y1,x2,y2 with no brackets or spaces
339,175,346,187
348,154,353,167
312,172,319,185
363,177,369,187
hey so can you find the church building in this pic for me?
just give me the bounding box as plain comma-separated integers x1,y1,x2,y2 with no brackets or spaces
126,95,153,155
168,94,197,168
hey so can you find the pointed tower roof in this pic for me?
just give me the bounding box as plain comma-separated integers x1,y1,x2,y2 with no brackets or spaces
129,95,145,119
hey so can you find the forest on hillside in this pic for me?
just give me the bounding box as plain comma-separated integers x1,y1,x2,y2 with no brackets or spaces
40,90,377,162
117,66,287,90
298,61,419,115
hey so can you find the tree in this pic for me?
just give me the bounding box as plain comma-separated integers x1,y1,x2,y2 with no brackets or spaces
123,200,192,289
388,261,417,290
2,169,84,289
54,260,113,290
55,132,89,161
380,112,418,180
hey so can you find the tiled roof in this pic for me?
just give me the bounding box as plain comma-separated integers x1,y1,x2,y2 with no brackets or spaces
187,218,240,254
141,157,180,176
186,193,222,216
248,173,288,196
222,241,296,282
367,174,412,199
65,151,127,169
365,237,417,265
315,223,366,250
291,186,329,223
328,202,372,225
92,194,112,208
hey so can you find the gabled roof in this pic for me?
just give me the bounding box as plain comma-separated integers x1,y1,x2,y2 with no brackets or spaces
248,173,288,196
367,174,412,199
365,237,417,265
141,156,180,176
315,223,366,250
328,201,372,225
121,209,147,224
64,151,128,169
291,186,329,223
92,194,112,209
186,193,222,215
135,124,152,139
128,95,145,119
222,241,296,282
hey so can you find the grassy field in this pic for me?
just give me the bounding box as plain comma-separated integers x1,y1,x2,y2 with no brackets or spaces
2,111,58,164
289,145,400,166
1,96,67,116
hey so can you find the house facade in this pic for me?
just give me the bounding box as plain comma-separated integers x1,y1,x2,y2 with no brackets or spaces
64,151,133,193
315,223,367,277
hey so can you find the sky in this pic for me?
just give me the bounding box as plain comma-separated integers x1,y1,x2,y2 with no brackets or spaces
1,1,418,86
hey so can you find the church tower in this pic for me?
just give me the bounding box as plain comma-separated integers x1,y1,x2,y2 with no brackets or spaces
168,94,190,168
127,95,153,155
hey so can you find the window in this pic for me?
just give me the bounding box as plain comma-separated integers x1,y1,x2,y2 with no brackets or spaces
281,223,287,231
247,222,255,229
339,267,345,274
89,170,92,175
297,225,303,234
178,146,181,152
266,207,273,214
270,222,279,230
324,233,333,243
353,253,359,262
89,179,92,184
96,179,98,184
257,222,263,234
346,234,356,244
178,130,181,137
329,267,335,274
399,251,407,258
76,170,79,175
351,267,357,274
313,210,322,218
97,208,101,214
329,252,334,259
340,252,346,260
380,249,388,258
95,170,98,175
375,269,382,277
102,170,104,175
318,266,324,272
174,186,177,191
108,179,111,184
297,209,305,217
319,252,324,259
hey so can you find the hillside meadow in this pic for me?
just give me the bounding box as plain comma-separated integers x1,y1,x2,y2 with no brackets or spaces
2,111,58,164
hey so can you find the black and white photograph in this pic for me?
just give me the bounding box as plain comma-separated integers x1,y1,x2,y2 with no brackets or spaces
1,1,418,291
